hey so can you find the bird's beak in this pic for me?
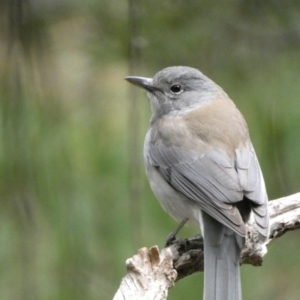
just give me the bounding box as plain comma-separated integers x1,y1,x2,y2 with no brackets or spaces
125,76,156,92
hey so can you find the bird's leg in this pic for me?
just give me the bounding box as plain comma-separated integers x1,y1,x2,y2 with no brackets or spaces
164,218,189,247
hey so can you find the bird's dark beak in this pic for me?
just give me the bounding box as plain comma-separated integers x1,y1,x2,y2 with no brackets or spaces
125,76,156,92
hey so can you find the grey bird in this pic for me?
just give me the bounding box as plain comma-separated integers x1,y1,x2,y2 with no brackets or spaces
125,66,269,300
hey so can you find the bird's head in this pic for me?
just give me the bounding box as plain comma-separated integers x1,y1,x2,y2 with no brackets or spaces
125,66,225,122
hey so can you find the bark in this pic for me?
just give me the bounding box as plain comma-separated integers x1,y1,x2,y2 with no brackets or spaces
113,193,300,300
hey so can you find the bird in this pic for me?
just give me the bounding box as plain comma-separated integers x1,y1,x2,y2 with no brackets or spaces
125,66,269,300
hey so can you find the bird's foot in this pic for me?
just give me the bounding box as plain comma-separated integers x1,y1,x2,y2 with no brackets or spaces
164,218,189,247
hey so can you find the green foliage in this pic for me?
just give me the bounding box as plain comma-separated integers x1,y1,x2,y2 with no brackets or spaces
1,1,300,299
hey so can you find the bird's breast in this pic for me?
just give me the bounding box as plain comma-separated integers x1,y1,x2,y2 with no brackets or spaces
150,98,250,159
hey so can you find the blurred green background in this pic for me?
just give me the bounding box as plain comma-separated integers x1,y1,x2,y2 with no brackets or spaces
1,0,300,299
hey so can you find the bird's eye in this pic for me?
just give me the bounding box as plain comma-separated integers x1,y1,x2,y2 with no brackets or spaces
170,84,182,94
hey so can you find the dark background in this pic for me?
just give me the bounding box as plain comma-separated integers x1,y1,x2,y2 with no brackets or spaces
1,0,300,299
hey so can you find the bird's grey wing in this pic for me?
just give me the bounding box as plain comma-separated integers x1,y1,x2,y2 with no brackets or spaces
235,148,269,236
147,142,269,237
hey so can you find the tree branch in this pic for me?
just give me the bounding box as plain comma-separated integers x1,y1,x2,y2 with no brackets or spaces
113,193,300,299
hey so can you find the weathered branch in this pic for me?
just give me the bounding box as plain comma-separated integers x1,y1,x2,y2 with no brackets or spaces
113,247,176,300
113,193,300,300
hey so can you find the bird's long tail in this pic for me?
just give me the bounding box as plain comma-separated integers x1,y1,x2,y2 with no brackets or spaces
201,211,244,300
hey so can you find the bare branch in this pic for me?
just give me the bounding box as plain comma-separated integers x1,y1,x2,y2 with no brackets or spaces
113,193,300,299
113,247,176,300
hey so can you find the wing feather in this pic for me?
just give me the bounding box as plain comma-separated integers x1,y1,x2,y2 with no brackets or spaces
147,141,269,237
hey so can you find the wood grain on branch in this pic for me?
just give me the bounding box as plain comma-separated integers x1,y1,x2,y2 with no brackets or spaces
113,193,300,300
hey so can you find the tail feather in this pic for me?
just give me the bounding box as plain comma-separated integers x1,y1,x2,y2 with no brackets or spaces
202,211,243,300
